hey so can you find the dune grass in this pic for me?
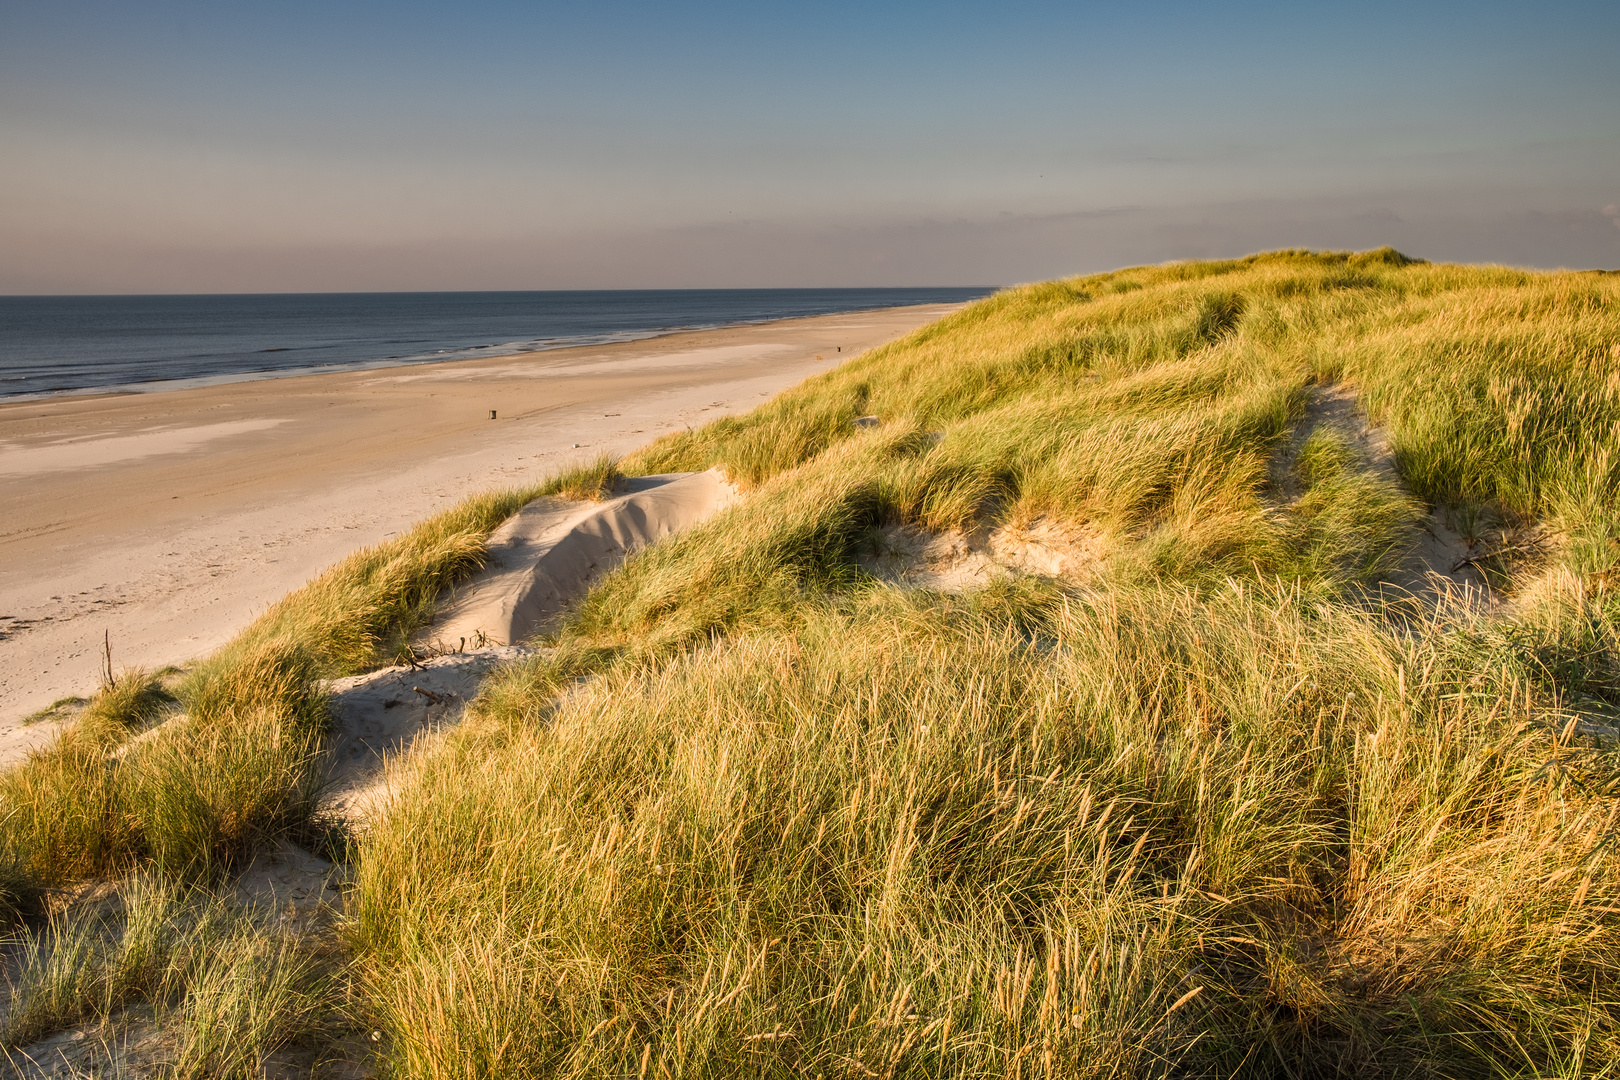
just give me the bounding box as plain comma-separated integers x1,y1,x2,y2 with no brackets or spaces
1,875,340,1077
356,578,1620,1077
7,250,1620,1075
347,250,1620,1077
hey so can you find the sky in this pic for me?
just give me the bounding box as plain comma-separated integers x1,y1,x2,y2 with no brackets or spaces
2,0,1617,293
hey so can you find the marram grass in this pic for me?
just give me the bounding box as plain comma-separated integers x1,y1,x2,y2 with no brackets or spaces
9,250,1620,1077
1,875,338,1077
353,579,1620,1078
352,250,1620,1078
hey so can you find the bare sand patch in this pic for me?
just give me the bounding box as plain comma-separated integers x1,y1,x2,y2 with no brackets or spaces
861,519,1107,592
3,1012,169,1080
321,647,538,822
428,470,739,649
232,841,345,924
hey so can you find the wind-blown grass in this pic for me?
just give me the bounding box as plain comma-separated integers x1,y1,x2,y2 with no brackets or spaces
9,250,1620,1076
355,579,1620,1077
349,250,1620,1077
1,875,338,1076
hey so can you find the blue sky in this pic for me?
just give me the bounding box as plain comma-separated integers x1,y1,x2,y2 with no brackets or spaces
2,0,1617,291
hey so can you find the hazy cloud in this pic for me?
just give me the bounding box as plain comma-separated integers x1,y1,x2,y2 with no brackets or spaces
4,194,1615,295
3,1,1617,291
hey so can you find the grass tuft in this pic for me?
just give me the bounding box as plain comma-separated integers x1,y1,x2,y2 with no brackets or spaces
77,670,175,746
1,876,341,1073
120,709,326,881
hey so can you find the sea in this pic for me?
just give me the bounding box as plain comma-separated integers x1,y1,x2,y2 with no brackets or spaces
0,288,994,400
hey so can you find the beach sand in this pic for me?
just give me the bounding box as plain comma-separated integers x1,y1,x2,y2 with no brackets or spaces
0,302,962,737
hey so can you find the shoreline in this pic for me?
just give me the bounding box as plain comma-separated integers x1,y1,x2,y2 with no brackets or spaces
0,289,993,402
0,320,800,404
0,300,964,737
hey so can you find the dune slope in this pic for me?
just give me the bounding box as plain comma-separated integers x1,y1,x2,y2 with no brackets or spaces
7,250,1620,1078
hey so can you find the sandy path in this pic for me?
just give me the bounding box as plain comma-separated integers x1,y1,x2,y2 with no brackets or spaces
0,303,959,733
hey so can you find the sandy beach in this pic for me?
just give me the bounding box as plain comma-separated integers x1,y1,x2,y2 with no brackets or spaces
0,302,962,736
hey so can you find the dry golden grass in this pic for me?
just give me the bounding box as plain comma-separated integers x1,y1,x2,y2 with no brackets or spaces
9,251,1620,1077
352,576,1620,1077
350,250,1620,1077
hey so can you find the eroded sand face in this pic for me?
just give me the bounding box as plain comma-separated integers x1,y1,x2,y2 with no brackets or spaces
428,470,739,649
0,303,962,729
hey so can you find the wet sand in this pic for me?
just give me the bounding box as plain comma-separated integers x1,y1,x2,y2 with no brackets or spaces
0,302,960,734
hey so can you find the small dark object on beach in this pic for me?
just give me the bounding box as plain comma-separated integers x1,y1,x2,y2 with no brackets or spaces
490,410,497,420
